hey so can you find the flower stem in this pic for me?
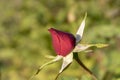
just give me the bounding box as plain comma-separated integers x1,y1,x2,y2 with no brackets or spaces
73,53,98,80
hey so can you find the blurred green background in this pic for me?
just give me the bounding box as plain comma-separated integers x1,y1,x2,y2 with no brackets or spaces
0,0,120,80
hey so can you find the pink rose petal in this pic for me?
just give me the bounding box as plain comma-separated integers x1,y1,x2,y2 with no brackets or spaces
49,28,76,56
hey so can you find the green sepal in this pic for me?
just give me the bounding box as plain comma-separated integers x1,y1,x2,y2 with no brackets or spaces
55,53,73,80
73,43,108,52
29,56,62,80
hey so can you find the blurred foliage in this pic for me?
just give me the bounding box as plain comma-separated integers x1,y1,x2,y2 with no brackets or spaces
0,0,120,80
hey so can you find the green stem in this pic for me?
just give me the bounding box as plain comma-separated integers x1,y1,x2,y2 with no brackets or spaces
73,53,98,80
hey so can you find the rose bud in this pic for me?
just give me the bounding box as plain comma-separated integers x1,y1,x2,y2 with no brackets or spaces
48,28,76,56
33,13,108,80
